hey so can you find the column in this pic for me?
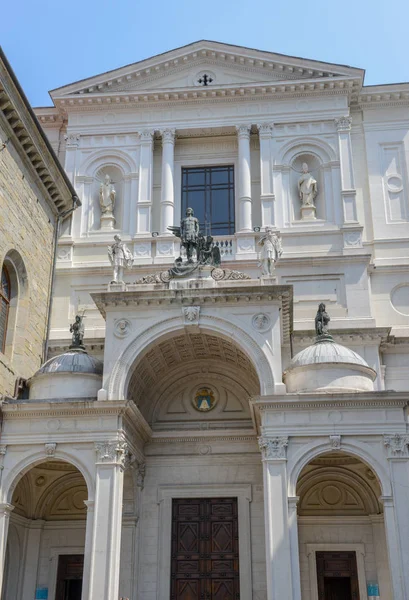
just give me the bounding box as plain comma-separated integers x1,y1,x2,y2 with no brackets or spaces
382,434,409,600
236,124,253,232
137,130,154,234
369,514,393,600
0,503,14,593
257,123,275,228
81,500,95,600
87,440,127,600
160,129,176,234
20,519,45,599
64,133,80,237
259,436,299,600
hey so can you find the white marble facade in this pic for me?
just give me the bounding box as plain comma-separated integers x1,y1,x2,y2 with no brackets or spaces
1,41,409,600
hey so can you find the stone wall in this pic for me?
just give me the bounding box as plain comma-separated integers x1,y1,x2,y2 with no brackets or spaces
0,125,56,396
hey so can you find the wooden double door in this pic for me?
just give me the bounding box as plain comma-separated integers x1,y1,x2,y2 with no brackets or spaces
316,551,360,600
171,498,240,600
55,554,84,600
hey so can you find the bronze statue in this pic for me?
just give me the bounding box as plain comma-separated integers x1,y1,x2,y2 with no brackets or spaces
315,303,330,337
69,314,85,349
168,207,199,263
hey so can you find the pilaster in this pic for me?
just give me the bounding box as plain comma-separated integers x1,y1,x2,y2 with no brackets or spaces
257,123,275,228
259,435,298,600
87,440,128,600
381,434,409,600
335,117,358,224
137,130,154,235
20,519,45,600
0,503,14,593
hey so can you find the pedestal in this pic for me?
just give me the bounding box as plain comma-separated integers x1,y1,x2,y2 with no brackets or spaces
260,275,277,285
100,214,116,230
300,205,316,221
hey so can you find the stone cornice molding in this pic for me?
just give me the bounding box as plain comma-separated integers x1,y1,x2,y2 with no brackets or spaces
150,433,257,444
51,77,360,114
293,326,391,347
0,60,78,214
258,435,289,460
251,391,409,412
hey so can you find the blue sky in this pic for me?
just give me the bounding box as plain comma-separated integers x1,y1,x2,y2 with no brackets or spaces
2,0,408,107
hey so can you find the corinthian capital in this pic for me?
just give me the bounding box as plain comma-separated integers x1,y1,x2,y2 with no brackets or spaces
139,130,155,143
335,116,352,132
161,128,176,144
257,123,274,137
95,440,129,467
258,436,288,460
384,434,409,458
64,133,80,148
236,124,251,138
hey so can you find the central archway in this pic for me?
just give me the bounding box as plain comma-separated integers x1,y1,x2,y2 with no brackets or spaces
125,329,261,427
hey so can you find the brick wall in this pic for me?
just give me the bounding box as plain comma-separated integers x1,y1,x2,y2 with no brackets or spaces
0,126,56,396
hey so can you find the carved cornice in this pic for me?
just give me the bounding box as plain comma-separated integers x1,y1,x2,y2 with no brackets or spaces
258,435,288,460
252,391,409,412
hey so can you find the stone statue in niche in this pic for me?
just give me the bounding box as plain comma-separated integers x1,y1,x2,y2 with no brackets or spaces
99,174,116,230
298,163,318,221
258,227,282,277
315,302,332,340
69,314,85,350
108,235,133,283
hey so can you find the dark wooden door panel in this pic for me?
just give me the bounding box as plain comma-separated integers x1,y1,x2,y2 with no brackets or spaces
55,554,84,600
171,498,240,600
316,552,359,600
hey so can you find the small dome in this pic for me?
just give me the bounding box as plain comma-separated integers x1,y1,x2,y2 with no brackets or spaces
289,341,370,370
36,350,103,376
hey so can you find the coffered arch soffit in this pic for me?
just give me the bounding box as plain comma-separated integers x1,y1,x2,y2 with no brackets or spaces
11,461,87,521
127,336,259,424
297,460,382,516
109,315,274,400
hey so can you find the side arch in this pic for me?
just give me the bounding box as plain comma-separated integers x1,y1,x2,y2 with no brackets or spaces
287,438,391,498
107,314,275,399
2,449,94,505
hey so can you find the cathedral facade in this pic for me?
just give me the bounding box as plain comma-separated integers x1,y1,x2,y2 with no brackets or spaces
1,41,409,600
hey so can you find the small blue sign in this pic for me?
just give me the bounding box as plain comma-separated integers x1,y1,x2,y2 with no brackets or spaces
35,589,48,600
367,582,379,596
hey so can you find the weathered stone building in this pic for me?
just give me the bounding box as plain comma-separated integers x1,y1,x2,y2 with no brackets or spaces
1,41,409,600
0,49,78,396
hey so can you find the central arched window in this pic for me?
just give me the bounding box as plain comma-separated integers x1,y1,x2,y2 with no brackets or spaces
0,265,11,353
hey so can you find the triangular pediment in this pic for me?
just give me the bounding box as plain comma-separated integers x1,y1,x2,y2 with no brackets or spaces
50,40,364,99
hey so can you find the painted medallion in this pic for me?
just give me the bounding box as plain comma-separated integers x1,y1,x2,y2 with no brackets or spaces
193,387,216,412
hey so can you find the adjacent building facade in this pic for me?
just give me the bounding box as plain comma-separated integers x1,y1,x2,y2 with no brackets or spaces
1,41,409,600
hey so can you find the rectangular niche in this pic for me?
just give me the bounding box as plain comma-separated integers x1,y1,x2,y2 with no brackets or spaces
381,143,409,223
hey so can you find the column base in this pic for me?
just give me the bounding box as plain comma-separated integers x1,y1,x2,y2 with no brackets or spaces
300,205,316,221
100,214,116,230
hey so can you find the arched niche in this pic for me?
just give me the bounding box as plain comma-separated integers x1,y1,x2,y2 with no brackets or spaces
76,149,139,237
291,152,324,221
1,249,28,361
278,137,340,227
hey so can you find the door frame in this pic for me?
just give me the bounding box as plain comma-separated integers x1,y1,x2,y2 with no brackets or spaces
157,483,252,600
306,543,368,600
48,546,85,600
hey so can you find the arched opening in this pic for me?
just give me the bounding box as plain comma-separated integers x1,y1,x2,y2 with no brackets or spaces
126,330,261,429
0,249,28,361
3,460,88,600
296,451,392,600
